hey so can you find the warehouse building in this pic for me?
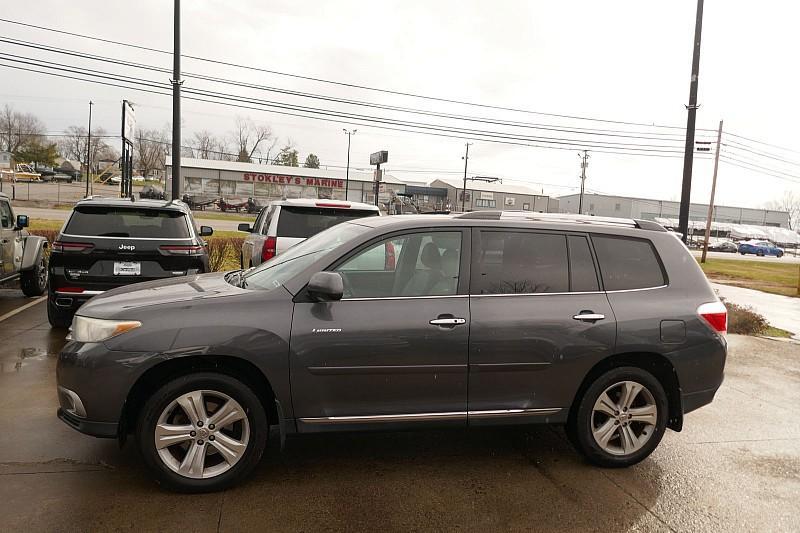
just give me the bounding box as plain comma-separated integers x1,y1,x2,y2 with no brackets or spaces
165,158,406,204
429,178,559,213
558,193,790,228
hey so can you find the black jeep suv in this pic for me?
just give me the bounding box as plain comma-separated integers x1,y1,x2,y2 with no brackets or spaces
48,197,213,328
57,211,726,492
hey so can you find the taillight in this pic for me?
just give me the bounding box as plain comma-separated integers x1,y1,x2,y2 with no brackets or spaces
261,236,277,263
315,202,350,208
52,241,94,253
385,241,396,270
55,287,84,293
159,245,204,256
698,301,727,335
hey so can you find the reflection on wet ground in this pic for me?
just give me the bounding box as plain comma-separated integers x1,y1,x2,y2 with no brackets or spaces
0,290,797,531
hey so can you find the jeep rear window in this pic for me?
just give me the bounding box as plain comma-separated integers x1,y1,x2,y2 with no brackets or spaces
591,235,666,291
276,206,378,239
64,206,191,239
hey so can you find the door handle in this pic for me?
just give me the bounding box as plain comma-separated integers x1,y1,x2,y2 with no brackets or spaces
429,318,467,326
573,313,605,322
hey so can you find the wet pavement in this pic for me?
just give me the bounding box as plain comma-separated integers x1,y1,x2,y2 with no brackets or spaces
0,290,798,532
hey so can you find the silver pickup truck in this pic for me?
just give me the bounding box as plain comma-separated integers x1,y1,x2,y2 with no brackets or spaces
0,192,49,296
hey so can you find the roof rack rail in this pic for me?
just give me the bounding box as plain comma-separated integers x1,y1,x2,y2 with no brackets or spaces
455,210,665,231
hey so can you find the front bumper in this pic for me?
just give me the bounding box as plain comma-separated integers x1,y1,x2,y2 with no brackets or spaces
56,340,146,437
57,407,118,438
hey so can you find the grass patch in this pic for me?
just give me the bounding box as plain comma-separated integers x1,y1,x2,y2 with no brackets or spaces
30,219,64,232
193,212,256,223
698,257,799,297
764,326,793,338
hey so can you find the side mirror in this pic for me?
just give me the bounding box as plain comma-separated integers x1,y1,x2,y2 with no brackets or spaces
16,214,29,228
307,272,343,302
237,223,253,233
199,225,213,237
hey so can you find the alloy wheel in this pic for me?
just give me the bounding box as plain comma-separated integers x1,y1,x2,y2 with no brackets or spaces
591,380,657,456
155,389,250,479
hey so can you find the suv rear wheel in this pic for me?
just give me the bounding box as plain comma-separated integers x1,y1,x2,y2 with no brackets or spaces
569,367,668,468
21,254,48,297
136,372,268,493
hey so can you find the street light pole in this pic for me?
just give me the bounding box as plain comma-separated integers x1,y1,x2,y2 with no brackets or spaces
85,101,93,198
678,0,706,243
343,129,356,198
171,0,182,201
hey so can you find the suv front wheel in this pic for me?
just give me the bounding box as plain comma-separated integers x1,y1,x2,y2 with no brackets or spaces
136,372,268,493
569,367,668,468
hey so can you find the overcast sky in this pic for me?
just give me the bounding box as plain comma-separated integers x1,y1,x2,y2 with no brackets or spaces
1,0,799,208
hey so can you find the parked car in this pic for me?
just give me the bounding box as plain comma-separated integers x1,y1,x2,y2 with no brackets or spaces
737,239,784,257
47,198,213,328
239,199,380,268
0,192,49,296
50,173,76,183
57,211,727,492
708,239,738,253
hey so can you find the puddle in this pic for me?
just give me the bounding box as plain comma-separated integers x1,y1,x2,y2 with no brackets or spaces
0,347,56,373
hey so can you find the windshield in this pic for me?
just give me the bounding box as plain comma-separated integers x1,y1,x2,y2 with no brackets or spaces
64,206,191,238
276,206,378,238
240,221,370,291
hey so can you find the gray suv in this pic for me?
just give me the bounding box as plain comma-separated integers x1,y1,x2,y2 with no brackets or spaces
56,212,727,492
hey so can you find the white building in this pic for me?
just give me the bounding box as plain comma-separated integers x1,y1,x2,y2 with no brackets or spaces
0,151,11,170
165,157,406,204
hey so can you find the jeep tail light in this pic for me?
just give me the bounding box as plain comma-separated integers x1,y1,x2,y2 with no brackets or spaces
697,301,727,335
159,244,204,256
52,241,94,253
261,236,277,263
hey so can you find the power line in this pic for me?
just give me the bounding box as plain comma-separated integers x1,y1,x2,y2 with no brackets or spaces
0,37,718,146
0,17,718,132
723,130,800,156
0,55,705,157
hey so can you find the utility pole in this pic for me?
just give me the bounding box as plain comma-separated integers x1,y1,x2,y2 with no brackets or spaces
577,150,589,214
461,143,472,212
170,0,182,201
700,120,723,264
678,0,706,244
85,101,93,198
343,129,356,197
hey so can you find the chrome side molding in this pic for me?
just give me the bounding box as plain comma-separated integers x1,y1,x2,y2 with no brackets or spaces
299,408,562,424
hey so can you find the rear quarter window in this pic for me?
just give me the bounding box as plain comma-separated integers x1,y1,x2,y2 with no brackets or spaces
64,206,191,238
276,206,378,239
591,235,666,291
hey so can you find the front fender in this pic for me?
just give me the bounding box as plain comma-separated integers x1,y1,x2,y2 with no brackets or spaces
20,235,48,271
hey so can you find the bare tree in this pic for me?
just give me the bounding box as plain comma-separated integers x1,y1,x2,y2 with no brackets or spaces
765,190,800,230
230,116,273,162
135,128,169,178
1,104,46,154
57,125,114,174
191,130,232,160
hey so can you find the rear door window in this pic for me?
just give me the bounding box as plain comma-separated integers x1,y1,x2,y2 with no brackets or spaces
64,206,191,238
591,235,666,291
473,231,569,294
276,206,378,239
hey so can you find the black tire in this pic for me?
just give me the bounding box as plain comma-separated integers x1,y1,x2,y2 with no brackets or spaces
47,298,73,329
21,253,48,297
569,366,668,468
777,252,783,258
136,372,268,493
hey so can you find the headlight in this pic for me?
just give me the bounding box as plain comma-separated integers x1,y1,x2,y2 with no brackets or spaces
70,316,142,343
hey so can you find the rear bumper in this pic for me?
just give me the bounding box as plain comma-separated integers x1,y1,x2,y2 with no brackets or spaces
681,386,719,415
57,407,118,438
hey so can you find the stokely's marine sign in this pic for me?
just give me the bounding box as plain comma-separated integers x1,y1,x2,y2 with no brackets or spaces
242,173,345,189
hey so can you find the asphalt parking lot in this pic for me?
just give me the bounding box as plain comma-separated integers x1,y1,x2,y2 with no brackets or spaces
0,291,798,532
